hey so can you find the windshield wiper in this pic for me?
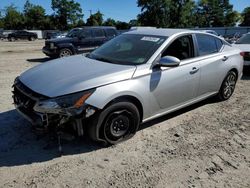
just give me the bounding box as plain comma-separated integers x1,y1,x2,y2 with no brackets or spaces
94,57,114,64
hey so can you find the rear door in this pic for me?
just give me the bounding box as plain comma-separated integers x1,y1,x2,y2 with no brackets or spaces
76,29,94,53
105,28,117,40
195,34,226,96
91,28,107,48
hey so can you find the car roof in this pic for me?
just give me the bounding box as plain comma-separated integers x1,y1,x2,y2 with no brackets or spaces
125,28,190,37
75,26,116,30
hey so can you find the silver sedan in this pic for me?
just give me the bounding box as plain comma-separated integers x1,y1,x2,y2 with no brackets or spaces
13,29,244,145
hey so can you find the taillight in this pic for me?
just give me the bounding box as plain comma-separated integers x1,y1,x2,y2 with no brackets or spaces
240,52,245,57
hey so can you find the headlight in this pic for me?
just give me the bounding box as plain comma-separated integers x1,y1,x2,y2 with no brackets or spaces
50,43,56,49
34,89,95,115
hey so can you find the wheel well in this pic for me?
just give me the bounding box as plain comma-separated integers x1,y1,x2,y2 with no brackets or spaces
230,68,238,80
105,96,144,122
59,46,75,54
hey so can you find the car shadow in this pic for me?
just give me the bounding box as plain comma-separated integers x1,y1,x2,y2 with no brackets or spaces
27,57,53,63
139,97,217,131
0,110,101,167
242,66,250,80
0,97,217,167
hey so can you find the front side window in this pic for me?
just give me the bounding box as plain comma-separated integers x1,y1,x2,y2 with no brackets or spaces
196,34,219,56
88,34,166,65
162,35,194,60
67,29,81,38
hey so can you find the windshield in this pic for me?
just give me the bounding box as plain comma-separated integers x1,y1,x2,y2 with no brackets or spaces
66,29,81,38
236,34,250,44
87,34,166,65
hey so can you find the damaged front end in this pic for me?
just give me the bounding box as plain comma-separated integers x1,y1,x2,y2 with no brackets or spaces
12,77,98,137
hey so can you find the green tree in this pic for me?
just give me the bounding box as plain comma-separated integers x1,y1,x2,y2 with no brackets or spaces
103,18,116,26
86,11,104,26
168,0,196,27
137,0,168,27
0,11,4,28
116,21,130,30
23,0,47,29
52,0,83,30
4,4,24,29
195,0,239,27
240,7,250,26
129,19,140,26
137,0,196,28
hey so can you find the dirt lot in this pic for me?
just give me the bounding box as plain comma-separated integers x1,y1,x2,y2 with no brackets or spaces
0,40,249,188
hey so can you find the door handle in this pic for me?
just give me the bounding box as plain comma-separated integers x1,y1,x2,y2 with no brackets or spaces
190,67,199,74
222,56,228,61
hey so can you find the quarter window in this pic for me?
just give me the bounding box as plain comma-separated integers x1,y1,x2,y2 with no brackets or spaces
196,34,220,56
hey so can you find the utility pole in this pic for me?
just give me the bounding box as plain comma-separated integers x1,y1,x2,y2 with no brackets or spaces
88,10,92,16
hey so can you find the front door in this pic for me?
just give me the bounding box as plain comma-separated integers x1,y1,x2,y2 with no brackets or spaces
151,35,200,110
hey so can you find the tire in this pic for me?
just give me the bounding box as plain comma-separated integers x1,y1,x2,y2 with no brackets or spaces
88,102,140,145
9,37,15,42
217,71,237,101
59,48,72,58
29,37,35,41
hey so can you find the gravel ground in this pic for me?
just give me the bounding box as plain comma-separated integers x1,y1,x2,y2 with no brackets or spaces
0,40,249,188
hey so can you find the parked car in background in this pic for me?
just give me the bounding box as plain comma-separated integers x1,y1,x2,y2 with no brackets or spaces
14,29,243,145
42,26,118,58
233,33,250,66
45,31,60,40
45,31,67,40
8,31,38,41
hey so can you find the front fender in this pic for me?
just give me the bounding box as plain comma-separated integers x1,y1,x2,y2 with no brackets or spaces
85,78,157,121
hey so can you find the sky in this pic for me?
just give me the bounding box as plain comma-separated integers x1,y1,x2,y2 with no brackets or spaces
0,0,250,22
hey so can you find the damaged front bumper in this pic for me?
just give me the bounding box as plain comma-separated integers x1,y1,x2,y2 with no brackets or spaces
13,78,98,134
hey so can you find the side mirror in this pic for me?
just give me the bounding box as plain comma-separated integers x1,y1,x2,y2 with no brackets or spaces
157,56,180,67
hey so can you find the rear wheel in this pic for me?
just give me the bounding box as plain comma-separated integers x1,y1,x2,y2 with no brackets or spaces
217,71,237,101
59,48,72,58
9,37,15,42
88,102,140,145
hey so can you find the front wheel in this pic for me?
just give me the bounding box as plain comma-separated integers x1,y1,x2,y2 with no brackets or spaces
89,102,140,145
59,48,72,58
217,71,237,101
9,37,15,42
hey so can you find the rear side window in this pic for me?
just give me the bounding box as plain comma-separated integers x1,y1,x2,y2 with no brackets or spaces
196,34,220,56
92,29,105,38
215,38,223,51
105,29,117,37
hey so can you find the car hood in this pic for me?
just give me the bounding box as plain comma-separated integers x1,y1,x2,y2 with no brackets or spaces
232,44,250,52
19,55,136,98
48,37,73,43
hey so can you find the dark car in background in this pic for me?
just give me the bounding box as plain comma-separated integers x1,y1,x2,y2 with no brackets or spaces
43,26,118,58
8,30,38,41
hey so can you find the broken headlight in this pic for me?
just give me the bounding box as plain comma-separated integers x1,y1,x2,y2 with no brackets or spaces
33,89,95,116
